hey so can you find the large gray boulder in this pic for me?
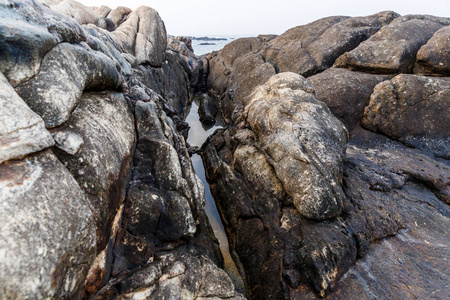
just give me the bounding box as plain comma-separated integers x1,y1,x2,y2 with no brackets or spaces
45,0,99,25
361,74,450,158
15,42,122,128
0,150,96,299
335,15,450,73
111,6,167,67
52,92,135,250
0,0,85,86
0,72,54,164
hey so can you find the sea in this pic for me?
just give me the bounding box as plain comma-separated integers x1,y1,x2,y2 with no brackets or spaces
190,36,235,56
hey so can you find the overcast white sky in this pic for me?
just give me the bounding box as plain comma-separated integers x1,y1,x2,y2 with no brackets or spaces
78,0,450,36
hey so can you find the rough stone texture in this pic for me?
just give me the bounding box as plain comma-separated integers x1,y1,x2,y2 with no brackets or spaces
263,11,399,76
308,68,391,130
202,73,362,299
94,253,243,300
0,1,243,299
0,0,86,86
15,42,122,128
0,150,96,299
106,6,131,27
198,93,218,124
47,0,99,25
335,15,450,73
83,24,133,76
52,92,135,250
111,6,167,67
0,72,54,164
415,25,450,75
244,72,348,220
207,12,398,122
361,74,450,158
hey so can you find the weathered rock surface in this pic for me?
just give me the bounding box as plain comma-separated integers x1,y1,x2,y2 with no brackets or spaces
2,3,449,300
0,72,54,164
52,92,135,250
415,25,450,75
361,74,450,158
46,0,99,25
308,68,391,130
207,11,399,122
0,150,96,299
0,0,86,86
335,15,450,73
15,43,122,128
111,6,167,67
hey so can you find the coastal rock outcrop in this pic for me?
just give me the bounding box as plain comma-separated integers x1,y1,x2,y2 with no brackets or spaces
1,1,449,299
0,0,242,299
204,9,450,300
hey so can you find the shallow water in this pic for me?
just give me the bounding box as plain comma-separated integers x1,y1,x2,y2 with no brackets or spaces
191,37,235,56
185,98,246,294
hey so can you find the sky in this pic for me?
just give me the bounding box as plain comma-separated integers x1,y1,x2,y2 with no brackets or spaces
77,0,450,36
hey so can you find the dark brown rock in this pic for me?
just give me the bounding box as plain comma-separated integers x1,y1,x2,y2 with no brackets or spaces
415,25,450,75
361,74,450,158
335,15,450,73
308,68,391,130
264,11,398,76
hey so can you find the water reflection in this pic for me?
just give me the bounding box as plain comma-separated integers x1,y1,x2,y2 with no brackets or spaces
186,97,245,294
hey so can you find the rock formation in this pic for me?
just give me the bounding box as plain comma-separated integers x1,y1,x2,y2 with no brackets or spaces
0,0,241,299
204,10,450,300
0,1,449,299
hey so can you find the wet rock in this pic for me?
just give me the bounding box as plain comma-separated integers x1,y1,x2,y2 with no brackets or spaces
308,68,391,130
0,72,54,164
361,74,450,158
0,150,96,299
335,15,450,73
0,0,86,86
415,25,450,75
15,43,122,128
328,127,450,299
52,92,135,250
198,93,218,124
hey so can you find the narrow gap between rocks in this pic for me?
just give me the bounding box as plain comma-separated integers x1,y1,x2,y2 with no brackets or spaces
185,94,246,295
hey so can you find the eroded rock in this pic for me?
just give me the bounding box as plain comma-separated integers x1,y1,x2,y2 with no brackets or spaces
52,92,135,250
0,150,96,299
335,15,450,73
15,43,122,128
0,0,85,86
0,72,54,164
415,25,450,75
361,74,450,158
